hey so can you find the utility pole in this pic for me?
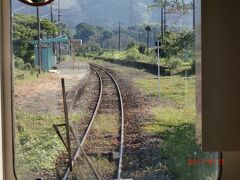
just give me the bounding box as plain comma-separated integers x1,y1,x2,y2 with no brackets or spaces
50,4,53,23
57,0,61,25
161,7,164,44
50,3,56,55
145,25,151,55
163,6,167,32
193,0,195,30
118,22,121,51
37,7,41,74
57,0,61,62
156,41,161,104
147,31,149,54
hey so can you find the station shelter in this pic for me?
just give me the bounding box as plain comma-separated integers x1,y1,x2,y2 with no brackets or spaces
32,36,69,71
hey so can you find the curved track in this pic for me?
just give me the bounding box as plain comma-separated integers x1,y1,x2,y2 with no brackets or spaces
63,63,124,180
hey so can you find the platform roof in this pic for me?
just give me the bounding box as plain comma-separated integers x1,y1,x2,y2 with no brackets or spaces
32,36,69,45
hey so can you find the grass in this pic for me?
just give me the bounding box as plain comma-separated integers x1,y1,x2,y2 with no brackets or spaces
78,48,157,64
145,107,195,134
147,106,218,180
69,112,85,123
92,114,119,135
100,50,126,60
15,68,50,86
71,155,116,179
14,67,86,178
80,113,119,178
72,156,115,179
15,112,65,176
86,114,119,152
135,75,195,108
135,74,218,179
99,49,157,64
91,155,116,177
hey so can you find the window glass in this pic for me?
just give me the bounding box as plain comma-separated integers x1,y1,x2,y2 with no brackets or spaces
12,0,219,179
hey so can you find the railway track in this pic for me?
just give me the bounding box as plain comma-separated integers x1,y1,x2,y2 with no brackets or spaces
62,64,125,180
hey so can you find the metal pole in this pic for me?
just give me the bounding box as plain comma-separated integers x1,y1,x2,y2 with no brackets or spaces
37,7,41,74
157,42,160,104
50,4,56,55
58,0,61,62
72,41,75,70
118,22,121,51
193,0,195,30
163,5,166,32
161,7,164,44
147,31,149,55
185,70,188,105
61,78,72,171
50,4,53,23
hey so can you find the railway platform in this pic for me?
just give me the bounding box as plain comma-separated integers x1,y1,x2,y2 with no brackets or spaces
15,60,90,115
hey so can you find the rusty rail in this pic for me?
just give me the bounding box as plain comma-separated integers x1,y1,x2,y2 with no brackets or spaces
62,66,103,180
62,64,124,180
89,64,125,180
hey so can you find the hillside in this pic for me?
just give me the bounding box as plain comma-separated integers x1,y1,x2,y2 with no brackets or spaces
12,0,193,30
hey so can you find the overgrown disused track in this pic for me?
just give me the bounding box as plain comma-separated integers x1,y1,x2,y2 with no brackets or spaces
62,64,124,180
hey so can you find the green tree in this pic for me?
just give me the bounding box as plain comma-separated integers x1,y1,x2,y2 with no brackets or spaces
102,31,112,40
138,43,146,54
100,30,112,48
74,23,97,43
127,41,136,49
162,30,194,60
13,14,60,64
150,0,193,11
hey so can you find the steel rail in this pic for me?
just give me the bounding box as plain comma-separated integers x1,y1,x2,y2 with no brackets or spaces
62,64,124,180
90,64,125,180
62,67,103,180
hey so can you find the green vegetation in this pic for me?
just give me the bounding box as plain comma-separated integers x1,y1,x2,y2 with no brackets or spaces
14,67,48,85
74,23,160,51
161,31,195,60
135,74,217,179
91,156,116,177
77,57,214,179
73,21,196,178
92,48,156,64
92,114,119,135
13,14,71,66
80,58,209,179
15,111,83,176
135,75,195,107
76,29,194,74
13,14,59,65
15,112,65,175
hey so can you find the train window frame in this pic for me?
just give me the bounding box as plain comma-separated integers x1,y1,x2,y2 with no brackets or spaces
5,0,233,179
0,0,4,178
0,0,16,179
